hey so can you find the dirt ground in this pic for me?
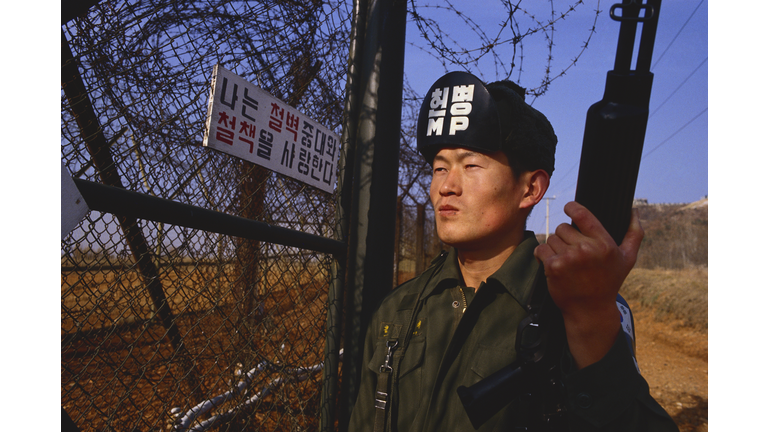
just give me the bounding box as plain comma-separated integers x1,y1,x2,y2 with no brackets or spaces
630,303,708,432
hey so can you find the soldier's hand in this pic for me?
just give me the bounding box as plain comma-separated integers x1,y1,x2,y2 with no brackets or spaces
533,201,644,369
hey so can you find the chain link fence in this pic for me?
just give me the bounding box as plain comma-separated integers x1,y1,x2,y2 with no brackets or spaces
62,1,599,430
62,1,351,431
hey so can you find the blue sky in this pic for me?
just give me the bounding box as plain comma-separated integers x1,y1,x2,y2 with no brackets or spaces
402,0,708,236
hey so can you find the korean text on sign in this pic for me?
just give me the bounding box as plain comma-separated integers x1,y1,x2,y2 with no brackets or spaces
203,64,339,193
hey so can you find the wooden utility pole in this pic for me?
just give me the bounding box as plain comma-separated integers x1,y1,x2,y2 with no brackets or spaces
543,197,556,241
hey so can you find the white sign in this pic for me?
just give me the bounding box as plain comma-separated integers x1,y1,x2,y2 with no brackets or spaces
203,65,339,193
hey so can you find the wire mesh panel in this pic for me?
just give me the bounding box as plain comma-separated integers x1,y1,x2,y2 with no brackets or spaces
61,1,350,431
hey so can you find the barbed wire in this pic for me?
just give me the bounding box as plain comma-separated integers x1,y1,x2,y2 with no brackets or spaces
406,0,601,98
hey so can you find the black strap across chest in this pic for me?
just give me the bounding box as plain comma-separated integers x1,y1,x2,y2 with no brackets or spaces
372,251,447,432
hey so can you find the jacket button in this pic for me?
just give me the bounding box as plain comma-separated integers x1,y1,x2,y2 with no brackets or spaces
452,301,460,309
576,392,592,409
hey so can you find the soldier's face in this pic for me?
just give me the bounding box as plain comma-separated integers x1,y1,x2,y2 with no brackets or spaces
430,147,528,252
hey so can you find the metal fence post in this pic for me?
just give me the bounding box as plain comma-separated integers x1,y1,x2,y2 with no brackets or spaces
338,0,408,429
321,0,367,429
394,195,404,284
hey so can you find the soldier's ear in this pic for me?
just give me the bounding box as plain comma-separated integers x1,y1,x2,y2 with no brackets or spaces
519,169,549,210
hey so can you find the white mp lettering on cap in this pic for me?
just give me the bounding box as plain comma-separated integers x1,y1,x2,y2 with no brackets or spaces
449,117,468,135
448,84,474,135
427,117,445,137
431,87,450,109
426,87,450,136
450,102,472,115
452,84,475,103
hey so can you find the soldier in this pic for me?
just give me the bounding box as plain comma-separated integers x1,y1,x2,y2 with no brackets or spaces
348,72,678,431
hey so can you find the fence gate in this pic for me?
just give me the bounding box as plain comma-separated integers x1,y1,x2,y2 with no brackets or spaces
61,1,366,431
61,0,418,429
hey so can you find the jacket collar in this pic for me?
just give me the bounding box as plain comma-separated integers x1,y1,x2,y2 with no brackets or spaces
423,231,542,309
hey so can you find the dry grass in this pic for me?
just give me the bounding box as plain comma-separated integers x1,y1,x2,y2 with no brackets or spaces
62,260,331,431
622,266,709,432
619,267,708,331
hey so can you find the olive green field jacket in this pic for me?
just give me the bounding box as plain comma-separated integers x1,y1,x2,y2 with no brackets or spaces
347,231,678,432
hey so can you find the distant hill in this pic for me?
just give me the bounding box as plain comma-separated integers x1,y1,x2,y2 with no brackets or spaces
535,197,708,270
634,198,707,269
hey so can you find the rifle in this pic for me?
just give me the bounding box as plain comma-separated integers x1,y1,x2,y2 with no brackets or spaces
457,0,662,427
574,0,662,244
